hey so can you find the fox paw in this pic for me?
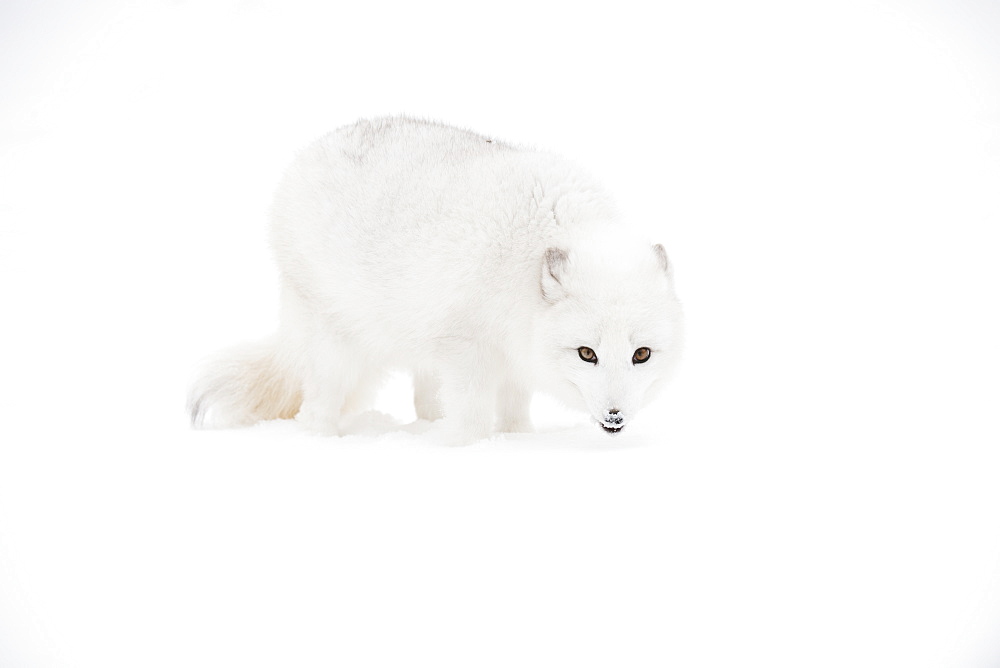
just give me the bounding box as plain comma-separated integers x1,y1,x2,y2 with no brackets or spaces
295,407,342,436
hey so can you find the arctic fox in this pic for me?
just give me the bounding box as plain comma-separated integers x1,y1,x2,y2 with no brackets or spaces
189,117,683,443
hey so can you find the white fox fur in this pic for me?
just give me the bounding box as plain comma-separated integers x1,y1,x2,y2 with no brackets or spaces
189,117,683,443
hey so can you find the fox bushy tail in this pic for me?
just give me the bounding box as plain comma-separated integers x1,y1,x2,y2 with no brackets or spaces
187,338,302,428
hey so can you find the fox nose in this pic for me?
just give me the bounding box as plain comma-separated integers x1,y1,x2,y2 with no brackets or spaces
600,409,625,434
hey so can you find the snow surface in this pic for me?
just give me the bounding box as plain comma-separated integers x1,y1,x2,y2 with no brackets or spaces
2,1,999,666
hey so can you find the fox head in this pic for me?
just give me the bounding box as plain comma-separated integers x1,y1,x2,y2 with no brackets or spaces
535,239,683,434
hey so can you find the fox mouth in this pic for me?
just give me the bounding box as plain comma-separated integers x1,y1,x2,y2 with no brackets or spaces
599,423,624,434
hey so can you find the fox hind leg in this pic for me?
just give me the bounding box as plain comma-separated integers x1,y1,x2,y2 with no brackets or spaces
294,329,374,436
341,369,386,416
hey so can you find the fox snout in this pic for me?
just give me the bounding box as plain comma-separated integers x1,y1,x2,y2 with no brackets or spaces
600,409,625,434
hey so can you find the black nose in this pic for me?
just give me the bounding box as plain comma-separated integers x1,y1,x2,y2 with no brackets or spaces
605,410,623,425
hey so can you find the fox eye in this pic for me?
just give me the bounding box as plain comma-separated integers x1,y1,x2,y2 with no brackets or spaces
577,347,598,364
632,347,651,364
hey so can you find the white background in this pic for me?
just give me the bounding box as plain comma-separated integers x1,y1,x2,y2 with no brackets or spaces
1,1,999,666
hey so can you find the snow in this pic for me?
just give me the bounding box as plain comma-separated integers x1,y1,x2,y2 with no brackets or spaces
2,1,999,666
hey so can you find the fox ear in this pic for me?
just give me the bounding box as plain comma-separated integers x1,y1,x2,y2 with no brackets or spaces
652,243,671,275
541,248,569,303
